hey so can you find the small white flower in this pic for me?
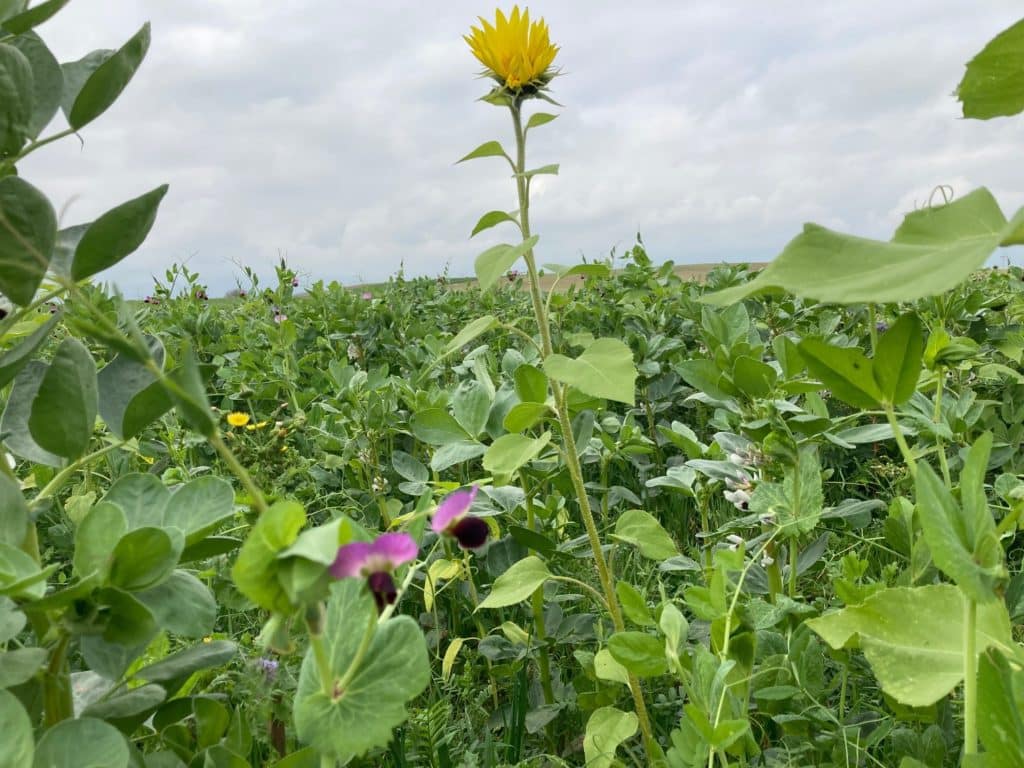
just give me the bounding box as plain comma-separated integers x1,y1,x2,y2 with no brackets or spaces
758,512,776,525
4,453,14,470
724,489,751,510
726,533,745,550
760,554,774,567
728,452,746,466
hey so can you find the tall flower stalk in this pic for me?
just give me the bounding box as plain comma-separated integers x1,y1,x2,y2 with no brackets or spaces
465,8,658,761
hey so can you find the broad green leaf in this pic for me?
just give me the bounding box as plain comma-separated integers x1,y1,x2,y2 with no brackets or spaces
703,188,1024,305
478,555,551,609
456,140,509,164
72,184,168,280
135,640,236,685
0,472,27,548
0,541,45,599
0,175,55,305
1,0,70,35
474,235,538,290
135,570,216,638
915,435,1004,603
977,649,1024,763
410,408,470,446
583,706,638,768
452,379,492,437
502,401,550,432
470,210,517,237
3,362,61,465
873,313,923,404
0,646,46,688
514,363,548,402
108,527,181,591
29,337,97,458
164,343,215,437
731,355,777,399
0,309,60,388
100,473,168,530
957,19,1024,119
806,584,1013,706
0,596,25,643
608,631,668,677
80,683,165,726
482,431,551,476
0,42,31,156
32,716,129,768
748,448,823,538
429,439,486,472
525,112,558,130
97,336,172,439
231,500,306,613
545,337,637,405
65,22,150,130
443,314,498,356
798,338,881,409
74,500,128,580
294,580,429,759
0,689,33,767
9,32,62,139
0,1,27,23
617,584,653,629
165,475,235,546
593,648,630,686
611,509,678,560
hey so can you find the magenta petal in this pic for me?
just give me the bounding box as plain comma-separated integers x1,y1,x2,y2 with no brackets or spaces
330,541,373,579
431,486,479,533
371,532,418,568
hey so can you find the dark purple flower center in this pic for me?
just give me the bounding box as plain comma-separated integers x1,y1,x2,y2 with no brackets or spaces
451,516,489,550
367,570,397,613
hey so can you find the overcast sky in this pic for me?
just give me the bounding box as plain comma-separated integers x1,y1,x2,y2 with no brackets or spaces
17,1,1024,296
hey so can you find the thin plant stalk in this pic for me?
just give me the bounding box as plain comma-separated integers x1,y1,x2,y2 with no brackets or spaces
963,594,978,756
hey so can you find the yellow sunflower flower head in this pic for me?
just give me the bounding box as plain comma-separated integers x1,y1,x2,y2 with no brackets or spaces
465,6,559,101
226,412,251,428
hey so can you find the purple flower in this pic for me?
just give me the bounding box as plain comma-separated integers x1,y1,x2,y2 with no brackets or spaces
876,321,890,334
431,486,489,550
291,278,299,287
256,657,279,681
330,532,418,612
361,291,373,300
273,312,287,324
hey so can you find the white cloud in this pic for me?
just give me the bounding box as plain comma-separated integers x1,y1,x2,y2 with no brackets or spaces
15,0,1024,295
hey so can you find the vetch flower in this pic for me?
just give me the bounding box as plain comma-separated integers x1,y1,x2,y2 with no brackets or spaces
256,657,279,682
724,488,750,511
725,534,745,551
330,532,418,612
361,291,373,300
227,412,251,428
431,486,489,550
465,6,559,95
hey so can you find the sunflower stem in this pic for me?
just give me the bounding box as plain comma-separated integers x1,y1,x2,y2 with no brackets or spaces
509,100,660,764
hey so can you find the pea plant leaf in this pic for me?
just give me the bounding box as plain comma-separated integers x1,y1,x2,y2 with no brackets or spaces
806,584,1014,706
544,337,637,405
478,555,551,609
294,579,429,759
583,706,638,768
748,448,824,538
957,18,1024,119
873,313,924,405
703,188,1024,306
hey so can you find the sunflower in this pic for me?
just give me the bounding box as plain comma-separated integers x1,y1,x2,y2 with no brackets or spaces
465,6,559,97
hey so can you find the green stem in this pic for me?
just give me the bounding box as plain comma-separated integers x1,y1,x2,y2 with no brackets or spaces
963,595,978,756
509,100,658,763
209,432,269,515
305,605,335,698
933,371,951,488
34,441,127,505
788,539,798,598
884,403,917,481
765,543,783,604
524,481,556,711
335,609,376,695
42,631,73,727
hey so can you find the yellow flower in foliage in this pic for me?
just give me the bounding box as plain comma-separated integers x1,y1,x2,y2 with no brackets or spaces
465,6,558,93
226,412,250,428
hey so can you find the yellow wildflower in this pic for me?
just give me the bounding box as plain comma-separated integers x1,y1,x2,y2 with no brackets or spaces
465,6,558,93
226,412,250,428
